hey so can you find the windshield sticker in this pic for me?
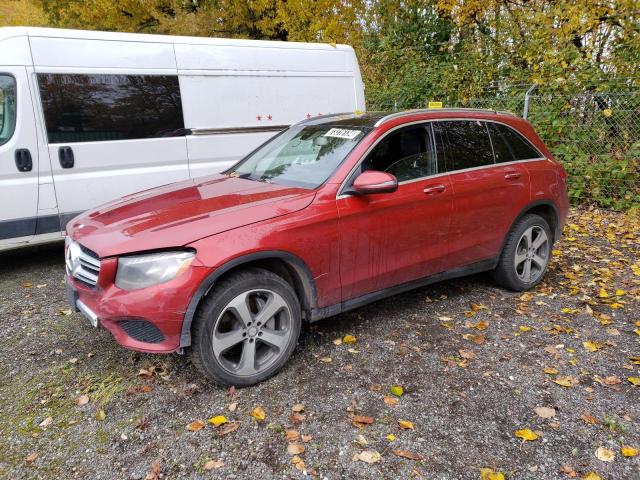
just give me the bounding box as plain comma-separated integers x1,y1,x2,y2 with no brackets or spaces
323,128,362,140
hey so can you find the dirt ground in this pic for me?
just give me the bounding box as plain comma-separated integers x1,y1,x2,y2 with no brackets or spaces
0,207,638,480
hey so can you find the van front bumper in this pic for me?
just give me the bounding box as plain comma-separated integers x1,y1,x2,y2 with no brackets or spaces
65,265,211,354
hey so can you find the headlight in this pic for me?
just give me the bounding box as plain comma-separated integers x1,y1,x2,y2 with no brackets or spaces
115,251,195,290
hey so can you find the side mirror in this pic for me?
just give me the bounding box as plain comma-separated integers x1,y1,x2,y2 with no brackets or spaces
352,170,398,195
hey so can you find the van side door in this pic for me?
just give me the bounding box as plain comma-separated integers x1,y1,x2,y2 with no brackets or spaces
36,73,190,228
0,67,40,245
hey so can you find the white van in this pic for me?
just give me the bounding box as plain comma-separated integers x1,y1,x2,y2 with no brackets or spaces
0,27,365,251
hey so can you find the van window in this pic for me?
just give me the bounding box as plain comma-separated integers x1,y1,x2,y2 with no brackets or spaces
439,120,494,172
38,74,185,144
0,75,17,146
487,122,542,162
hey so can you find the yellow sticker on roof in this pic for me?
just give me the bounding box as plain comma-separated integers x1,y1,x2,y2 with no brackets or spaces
428,101,443,108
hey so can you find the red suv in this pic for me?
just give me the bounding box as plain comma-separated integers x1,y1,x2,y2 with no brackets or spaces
65,109,568,386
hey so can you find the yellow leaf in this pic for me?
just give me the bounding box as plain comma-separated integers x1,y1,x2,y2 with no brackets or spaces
628,377,640,386
96,409,106,421
480,468,506,480
386,433,396,442
353,450,381,464
208,415,227,427
544,367,559,375
602,108,613,117
515,428,538,441
250,406,266,421
389,385,404,397
595,446,615,462
634,329,640,337
583,341,604,352
630,356,640,365
615,289,625,296
598,287,609,298
621,445,638,457
554,377,574,387
473,320,488,330
343,334,357,344
583,473,603,480
398,420,414,430
519,326,532,332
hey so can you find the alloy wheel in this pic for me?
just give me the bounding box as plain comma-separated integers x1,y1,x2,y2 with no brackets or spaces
211,289,292,377
514,225,549,283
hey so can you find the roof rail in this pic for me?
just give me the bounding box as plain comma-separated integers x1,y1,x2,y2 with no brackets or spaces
373,108,517,127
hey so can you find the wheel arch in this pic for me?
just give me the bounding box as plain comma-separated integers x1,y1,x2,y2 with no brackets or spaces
179,251,317,349
501,200,561,255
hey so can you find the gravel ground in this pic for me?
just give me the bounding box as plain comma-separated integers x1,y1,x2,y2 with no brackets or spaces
0,207,638,480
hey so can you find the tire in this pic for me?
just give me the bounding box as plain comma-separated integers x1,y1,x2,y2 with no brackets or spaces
190,268,301,387
492,213,553,291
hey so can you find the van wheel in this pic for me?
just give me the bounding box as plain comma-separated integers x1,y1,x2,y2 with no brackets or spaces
190,268,301,387
493,214,552,291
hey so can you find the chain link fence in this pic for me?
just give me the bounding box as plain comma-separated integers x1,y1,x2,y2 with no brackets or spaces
368,85,640,210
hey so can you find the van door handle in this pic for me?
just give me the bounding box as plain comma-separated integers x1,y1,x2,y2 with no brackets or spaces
423,184,446,195
504,171,521,180
15,149,33,172
59,146,75,169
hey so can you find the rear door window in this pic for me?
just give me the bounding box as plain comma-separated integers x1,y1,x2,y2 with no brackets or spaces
488,122,542,162
439,120,494,172
37,74,185,144
0,74,17,146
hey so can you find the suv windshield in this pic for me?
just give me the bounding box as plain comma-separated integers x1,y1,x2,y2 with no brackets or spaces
229,124,370,189
0,75,17,146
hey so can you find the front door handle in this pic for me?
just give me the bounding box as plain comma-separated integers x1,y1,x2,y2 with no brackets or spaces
59,146,75,169
423,184,446,195
504,171,522,180
14,149,33,172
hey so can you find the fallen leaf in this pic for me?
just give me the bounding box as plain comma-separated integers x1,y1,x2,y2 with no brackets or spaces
519,326,532,332
583,340,605,352
544,367,559,375
559,465,577,477
398,420,414,430
291,455,305,471
208,415,227,427
319,356,332,363
39,417,53,428
287,442,305,455
76,394,90,406
602,376,621,385
292,403,305,413
219,421,239,436
463,333,486,344
583,472,602,480
59,309,72,316
301,434,312,442
389,385,404,397
333,338,343,345
392,449,423,461
203,459,224,470
628,376,640,386
383,395,399,406
343,334,357,344
580,413,599,425
459,349,476,360
96,409,106,421
186,420,205,432
25,452,38,462
386,433,396,442
353,450,381,464
534,407,556,419
480,468,506,480
289,412,305,423
554,376,575,387
595,446,615,462
228,401,238,412
144,461,161,480
352,415,374,427
618,445,637,458
515,429,538,441
250,406,266,421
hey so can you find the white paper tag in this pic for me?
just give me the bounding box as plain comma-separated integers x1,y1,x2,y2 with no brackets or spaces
323,128,362,140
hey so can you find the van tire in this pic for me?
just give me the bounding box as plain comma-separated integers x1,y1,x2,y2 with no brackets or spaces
190,268,301,387
493,214,553,291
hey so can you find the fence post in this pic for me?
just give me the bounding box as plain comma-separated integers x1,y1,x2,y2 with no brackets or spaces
523,84,537,119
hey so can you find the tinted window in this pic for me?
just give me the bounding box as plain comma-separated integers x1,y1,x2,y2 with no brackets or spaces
362,125,436,182
488,122,541,161
440,120,494,172
0,75,17,146
38,74,185,144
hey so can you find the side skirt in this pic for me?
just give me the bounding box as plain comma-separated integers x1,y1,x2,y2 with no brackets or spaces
309,257,498,322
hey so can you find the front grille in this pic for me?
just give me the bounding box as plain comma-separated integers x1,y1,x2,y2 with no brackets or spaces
119,320,165,344
67,241,101,287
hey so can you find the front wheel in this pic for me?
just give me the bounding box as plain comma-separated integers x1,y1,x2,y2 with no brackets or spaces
493,214,552,291
190,268,301,387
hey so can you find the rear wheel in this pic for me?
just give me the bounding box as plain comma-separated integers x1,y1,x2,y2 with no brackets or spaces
190,268,301,386
493,214,552,291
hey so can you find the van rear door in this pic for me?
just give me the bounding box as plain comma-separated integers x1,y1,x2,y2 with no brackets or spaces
0,66,40,245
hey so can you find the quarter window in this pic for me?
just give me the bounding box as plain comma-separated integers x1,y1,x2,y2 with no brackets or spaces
0,75,17,146
38,74,185,144
439,120,494,172
488,122,542,162
361,125,436,182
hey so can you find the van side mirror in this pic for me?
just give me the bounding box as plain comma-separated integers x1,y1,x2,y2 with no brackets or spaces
352,170,398,195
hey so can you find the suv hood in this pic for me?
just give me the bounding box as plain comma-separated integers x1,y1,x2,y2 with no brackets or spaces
67,174,316,258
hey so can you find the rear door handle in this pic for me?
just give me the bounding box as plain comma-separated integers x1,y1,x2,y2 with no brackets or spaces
423,184,446,195
504,171,522,180
15,149,33,172
59,146,75,169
